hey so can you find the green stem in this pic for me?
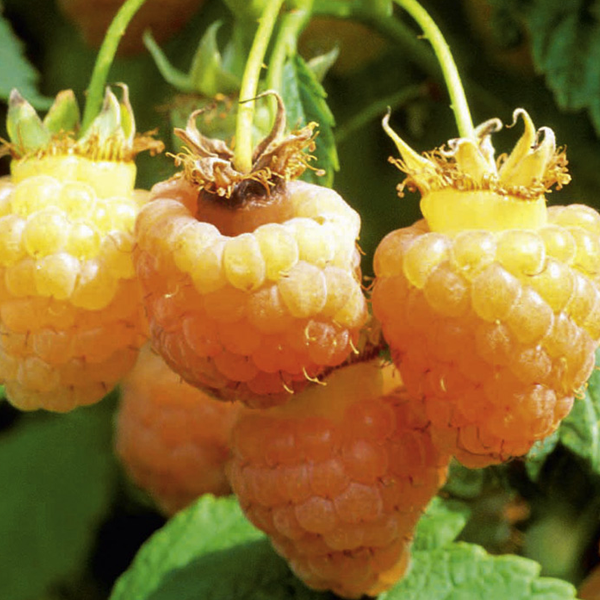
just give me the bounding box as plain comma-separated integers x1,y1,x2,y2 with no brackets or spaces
392,0,474,138
266,6,311,93
234,0,285,173
81,0,149,133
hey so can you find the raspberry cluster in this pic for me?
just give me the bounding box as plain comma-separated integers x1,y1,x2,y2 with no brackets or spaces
6,72,600,599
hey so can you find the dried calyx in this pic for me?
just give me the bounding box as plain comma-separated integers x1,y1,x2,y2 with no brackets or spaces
2,85,163,162
384,108,570,201
172,92,321,206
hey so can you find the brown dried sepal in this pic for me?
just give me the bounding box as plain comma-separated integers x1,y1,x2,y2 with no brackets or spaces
172,93,321,204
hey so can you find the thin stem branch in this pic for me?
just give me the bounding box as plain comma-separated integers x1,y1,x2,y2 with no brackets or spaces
234,0,285,173
81,0,148,132
392,0,474,138
266,7,310,94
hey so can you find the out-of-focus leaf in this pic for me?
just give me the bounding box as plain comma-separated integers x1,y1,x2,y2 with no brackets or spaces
110,495,267,600
282,54,338,186
413,496,471,551
0,400,117,600
0,12,52,109
384,543,578,600
442,459,486,499
557,348,600,473
521,0,600,133
525,431,560,481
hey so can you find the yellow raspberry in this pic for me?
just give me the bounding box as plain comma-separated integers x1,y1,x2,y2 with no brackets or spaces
115,346,239,515
228,360,450,598
372,110,600,467
135,111,367,409
0,88,161,412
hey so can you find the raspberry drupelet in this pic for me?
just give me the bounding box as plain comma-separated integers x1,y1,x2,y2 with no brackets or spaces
228,359,450,598
134,99,367,408
115,346,239,516
0,88,161,411
372,109,600,467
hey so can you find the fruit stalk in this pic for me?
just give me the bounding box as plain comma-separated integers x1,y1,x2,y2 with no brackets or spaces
393,0,474,139
265,2,312,94
234,0,285,173
81,0,149,132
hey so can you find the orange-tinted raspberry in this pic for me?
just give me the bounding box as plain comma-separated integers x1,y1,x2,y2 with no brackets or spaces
228,360,450,598
135,177,367,408
373,110,600,467
0,168,148,412
115,346,239,515
373,209,600,467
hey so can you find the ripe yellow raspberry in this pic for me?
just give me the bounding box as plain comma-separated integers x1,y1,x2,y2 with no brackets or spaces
228,360,450,598
115,346,239,515
372,110,600,467
135,109,367,408
0,89,161,412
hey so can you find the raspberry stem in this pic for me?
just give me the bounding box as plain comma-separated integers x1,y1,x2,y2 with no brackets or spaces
234,0,285,174
393,0,474,139
265,3,312,94
81,0,149,133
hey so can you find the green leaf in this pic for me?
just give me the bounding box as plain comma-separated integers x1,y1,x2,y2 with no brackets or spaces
111,495,577,600
123,538,321,600
282,54,339,187
0,12,52,109
188,21,241,96
384,543,578,600
413,496,471,551
306,47,340,83
144,23,240,97
525,431,560,481
0,400,117,600
442,459,486,500
110,495,268,600
521,0,600,133
143,30,194,93
557,348,600,472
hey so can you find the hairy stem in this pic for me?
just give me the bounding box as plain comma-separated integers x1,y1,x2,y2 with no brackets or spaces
234,0,285,173
266,5,311,94
81,0,148,133
393,0,474,138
